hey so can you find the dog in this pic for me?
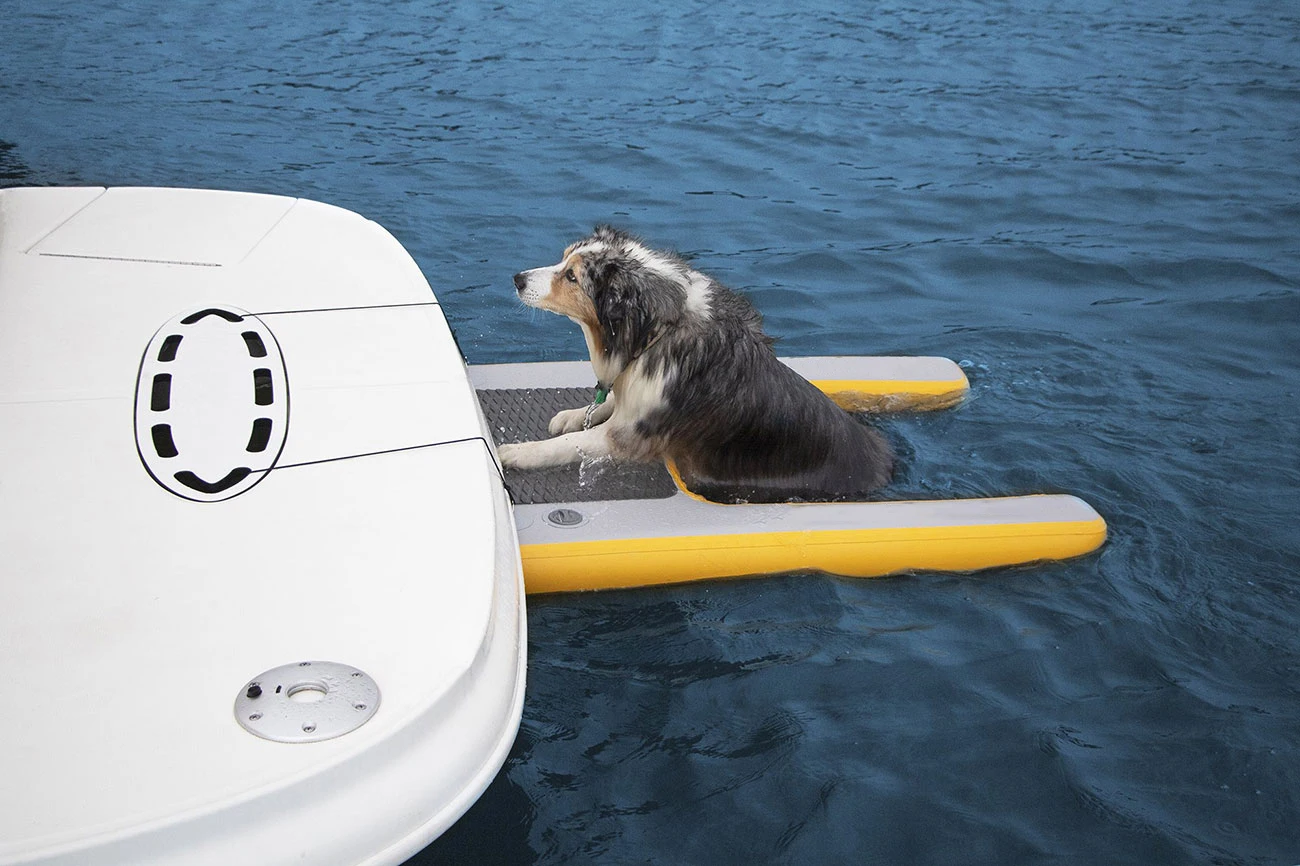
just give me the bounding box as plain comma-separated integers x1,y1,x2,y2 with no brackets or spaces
498,226,893,503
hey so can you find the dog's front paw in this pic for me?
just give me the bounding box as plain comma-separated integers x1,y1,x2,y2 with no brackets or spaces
549,407,589,435
497,442,525,468
498,441,549,470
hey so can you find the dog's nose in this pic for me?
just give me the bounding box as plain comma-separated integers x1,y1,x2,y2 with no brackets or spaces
512,272,527,294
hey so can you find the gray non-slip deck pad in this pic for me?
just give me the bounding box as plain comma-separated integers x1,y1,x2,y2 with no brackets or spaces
476,387,679,505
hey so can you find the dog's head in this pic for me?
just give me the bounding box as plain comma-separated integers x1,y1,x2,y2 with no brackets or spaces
513,226,687,367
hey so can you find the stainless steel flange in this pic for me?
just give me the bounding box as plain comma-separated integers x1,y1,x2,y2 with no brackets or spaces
234,661,380,744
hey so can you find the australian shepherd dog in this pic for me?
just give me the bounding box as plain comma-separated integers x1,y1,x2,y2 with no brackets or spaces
499,226,893,503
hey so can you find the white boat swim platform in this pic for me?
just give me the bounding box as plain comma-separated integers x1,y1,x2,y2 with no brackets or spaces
0,188,525,866
469,360,1106,594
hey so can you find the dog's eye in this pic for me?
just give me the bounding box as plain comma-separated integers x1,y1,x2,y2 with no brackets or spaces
564,269,577,283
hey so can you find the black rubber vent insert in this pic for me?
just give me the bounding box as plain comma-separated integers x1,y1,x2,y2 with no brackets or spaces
477,387,678,505
246,417,273,453
150,373,172,412
181,308,243,325
252,368,274,406
151,424,179,459
241,331,268,358
157,334,182,362
174,467,252,495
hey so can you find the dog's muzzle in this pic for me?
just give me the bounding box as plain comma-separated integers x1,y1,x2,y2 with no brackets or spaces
512,272,528,296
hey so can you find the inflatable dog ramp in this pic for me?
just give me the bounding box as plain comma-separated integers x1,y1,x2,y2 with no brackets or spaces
470,358,1107,594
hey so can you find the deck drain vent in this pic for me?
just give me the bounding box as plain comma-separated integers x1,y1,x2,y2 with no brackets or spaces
235,661,380,743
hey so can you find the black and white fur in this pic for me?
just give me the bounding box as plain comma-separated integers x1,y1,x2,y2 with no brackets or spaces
500,226,893,502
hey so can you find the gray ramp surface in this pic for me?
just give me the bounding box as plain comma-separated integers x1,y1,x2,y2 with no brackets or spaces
476,387,678,505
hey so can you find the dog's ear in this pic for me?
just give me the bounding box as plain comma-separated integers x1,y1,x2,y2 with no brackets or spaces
591,259,679,361
591,258,636,343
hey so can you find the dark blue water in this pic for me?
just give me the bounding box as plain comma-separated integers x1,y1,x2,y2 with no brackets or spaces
5,1,1298,862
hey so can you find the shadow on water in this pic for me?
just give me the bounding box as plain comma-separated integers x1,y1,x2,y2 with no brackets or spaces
406,735,538,866
0,140,28,183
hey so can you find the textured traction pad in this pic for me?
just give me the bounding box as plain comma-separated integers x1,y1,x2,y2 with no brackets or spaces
477,388,679,505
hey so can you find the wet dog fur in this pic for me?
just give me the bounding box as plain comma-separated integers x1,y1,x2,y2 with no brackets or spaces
500,226,893,503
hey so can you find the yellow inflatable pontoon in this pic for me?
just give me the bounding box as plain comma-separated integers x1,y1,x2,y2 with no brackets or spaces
469,358,1106,593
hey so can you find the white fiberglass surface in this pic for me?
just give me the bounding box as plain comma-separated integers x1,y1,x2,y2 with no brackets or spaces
0,187,524,864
